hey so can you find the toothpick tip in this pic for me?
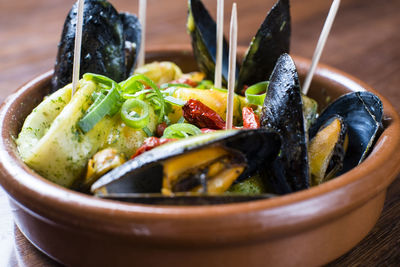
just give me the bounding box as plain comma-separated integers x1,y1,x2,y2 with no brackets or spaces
137,0,147,68
226,2,238,130
71,0,85,96
214,0,224,88
302,0,340,95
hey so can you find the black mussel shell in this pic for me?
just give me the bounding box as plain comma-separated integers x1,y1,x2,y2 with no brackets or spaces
260,53,309,194
309,115,348,185
236,0,290,94
120,12,142,76
91,129,281,196
99,193,276,205
51,0,125,92
187,0,239,86
309,91,383,175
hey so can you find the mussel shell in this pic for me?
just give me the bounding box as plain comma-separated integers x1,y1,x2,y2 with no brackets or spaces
236,0,291,94
99,193,276,205
91,129,281,195
120,12,142,76
51,0,125,91
187,0,238,86
260,53,309,193
309,91,383,175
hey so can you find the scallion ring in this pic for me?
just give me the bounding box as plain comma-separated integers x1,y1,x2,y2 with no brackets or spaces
245,81,269,106
83,73,118,88
162,123,202,139
121,74,166,122
121,99,150,129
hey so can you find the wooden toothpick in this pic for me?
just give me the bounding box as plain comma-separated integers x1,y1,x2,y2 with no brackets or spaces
214,0,224,88
137,0,147,68
226,3,237,130
302,0,340,95
71,0,85,96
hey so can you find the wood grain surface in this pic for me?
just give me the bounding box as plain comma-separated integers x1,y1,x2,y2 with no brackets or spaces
0,0,399,266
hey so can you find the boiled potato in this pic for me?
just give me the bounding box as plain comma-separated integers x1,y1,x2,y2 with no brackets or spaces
169,88,248,125
134,61,183,85
17,78,157,188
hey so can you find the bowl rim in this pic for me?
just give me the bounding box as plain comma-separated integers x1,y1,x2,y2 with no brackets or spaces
1,45,400,239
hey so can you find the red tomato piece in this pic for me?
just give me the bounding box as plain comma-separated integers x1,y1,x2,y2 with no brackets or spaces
242,107,260,129
182,99,226,130
131,137,176,159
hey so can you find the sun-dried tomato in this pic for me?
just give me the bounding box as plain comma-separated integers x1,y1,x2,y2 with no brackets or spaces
182,99,226,130
131,137,176,159
242,107,260,129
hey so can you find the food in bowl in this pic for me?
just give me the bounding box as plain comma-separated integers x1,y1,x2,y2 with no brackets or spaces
15,0,383,205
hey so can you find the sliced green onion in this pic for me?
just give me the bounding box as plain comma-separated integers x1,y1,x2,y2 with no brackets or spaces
120,78,145,95
196,80,214,89
121,99,150,129
145,92,158,99
149,98,161,109
86,74,123,117
108,98,123,117
122,89,153,99
163,115,171,125
245,81,269,106
78,85,121,133
86,93,105,115
177,116,185,123
121,74,166,123
162,123,202,139
142,126,153,137
83,73,117,88
164,96,186,107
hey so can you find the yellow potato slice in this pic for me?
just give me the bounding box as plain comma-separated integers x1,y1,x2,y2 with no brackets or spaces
17,79,157,188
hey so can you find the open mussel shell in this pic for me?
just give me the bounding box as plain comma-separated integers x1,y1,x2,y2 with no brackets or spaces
98,193,276,205
236,0,290,94
52,0,125,91
120,12,142,76
261,53,309,194
309,115,348,185
52,0,141,92
309,91,383,175
187,0,238,86
91,129,281,200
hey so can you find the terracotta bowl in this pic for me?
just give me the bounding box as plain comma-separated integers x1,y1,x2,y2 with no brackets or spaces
1,46,400,267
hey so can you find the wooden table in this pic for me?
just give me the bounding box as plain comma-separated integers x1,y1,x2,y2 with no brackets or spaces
1,0,399,265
